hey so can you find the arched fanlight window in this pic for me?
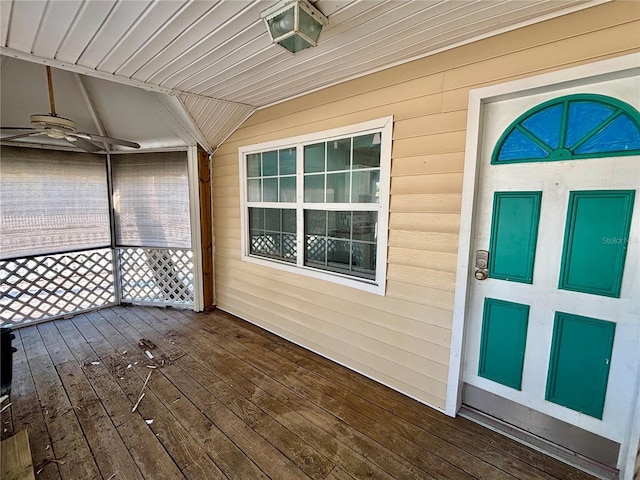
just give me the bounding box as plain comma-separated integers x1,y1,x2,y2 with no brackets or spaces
492,94,640,164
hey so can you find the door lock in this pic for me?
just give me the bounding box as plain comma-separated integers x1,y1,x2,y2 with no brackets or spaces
474,250,489,280
475,250,489,269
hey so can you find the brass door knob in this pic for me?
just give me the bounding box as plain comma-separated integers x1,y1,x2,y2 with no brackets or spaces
474,269,488,280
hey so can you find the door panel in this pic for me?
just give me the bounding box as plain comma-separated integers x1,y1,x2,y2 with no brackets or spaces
558,190,635,297
478,298,530,389
546,312,616,419
462,75,640,462
488,191,542,283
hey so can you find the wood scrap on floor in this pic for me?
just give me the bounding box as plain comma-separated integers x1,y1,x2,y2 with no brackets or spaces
131,370,152,413
34,458,65,475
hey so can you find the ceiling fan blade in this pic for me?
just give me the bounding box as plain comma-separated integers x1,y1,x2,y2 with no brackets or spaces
76,132,140,149
65,136,103,153
1,127,37,131
1,131,45,142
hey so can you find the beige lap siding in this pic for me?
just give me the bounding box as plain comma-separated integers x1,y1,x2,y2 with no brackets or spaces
210,2,640,410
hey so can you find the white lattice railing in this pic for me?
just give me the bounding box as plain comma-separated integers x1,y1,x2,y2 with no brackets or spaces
118,247,194,307
0,248,115,326
0,247,194,327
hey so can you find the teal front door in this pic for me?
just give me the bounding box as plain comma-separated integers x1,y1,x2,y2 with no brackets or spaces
462,79,640,471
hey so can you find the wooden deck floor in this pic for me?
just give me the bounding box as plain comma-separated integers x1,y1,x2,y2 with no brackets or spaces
0,306,597,480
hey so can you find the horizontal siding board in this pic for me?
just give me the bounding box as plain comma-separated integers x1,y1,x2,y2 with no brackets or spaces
389,213,460,234
219,269,452,350
214,93,444,155
388,247,458,273
212,185,240,199
392,153,465,177
212,162,240,177
392,131,466,158
388,230,458,254
215,235,240,250
213,195,241,209
212,153,239,168
387,264,456,292
214,207,240,219
390,194,462,213
385,280,455,312
393,111,467,139
391,173,463,195
212,174,239,188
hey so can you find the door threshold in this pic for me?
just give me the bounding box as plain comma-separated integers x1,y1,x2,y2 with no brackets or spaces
458,405,619,480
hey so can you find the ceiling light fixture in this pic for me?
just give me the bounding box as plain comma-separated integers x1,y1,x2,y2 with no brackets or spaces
261,0,328,54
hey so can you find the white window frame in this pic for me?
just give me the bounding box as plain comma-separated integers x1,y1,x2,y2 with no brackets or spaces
239,116,393,295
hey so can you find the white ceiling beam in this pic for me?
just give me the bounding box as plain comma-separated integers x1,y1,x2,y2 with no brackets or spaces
152,93,213,153
74,73,106,136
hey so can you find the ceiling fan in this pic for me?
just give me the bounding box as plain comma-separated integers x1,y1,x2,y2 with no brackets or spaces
0,66,140,153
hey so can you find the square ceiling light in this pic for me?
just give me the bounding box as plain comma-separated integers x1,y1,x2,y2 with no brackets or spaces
261,0,328,54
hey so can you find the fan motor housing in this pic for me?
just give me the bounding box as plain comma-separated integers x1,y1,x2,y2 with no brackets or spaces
30,114,77,138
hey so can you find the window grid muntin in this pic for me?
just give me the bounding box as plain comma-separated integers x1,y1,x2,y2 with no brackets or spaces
247,148,297,202
303,133,381,204
303,210,377,280
244,125,386,286
248,207,297,263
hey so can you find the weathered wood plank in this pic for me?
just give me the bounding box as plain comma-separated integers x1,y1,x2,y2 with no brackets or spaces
19,327,101,480
324,466,356,480
3,334,59,480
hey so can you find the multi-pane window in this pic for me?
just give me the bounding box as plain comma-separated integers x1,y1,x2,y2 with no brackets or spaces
247,148,297,202
240,117,392,294
305,210,377,279
248,208,297,263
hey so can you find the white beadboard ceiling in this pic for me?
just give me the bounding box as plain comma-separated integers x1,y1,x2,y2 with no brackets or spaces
1,0,607,152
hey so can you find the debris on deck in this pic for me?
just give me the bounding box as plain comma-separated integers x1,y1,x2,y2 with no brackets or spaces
131,370,153,413
138,338,156,350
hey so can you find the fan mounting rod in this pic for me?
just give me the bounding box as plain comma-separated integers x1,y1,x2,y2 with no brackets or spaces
46,66,57,116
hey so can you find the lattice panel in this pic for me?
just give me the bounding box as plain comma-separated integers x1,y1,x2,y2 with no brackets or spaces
118,248,194,307
306,235,326,262
251,234,277,255
0,249,115,326
282,234,296,260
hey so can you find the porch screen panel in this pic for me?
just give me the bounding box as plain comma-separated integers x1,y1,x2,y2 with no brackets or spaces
0,146,110,260
112,152,191,248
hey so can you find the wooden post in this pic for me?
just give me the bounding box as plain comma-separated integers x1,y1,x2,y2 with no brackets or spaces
198,146,215,310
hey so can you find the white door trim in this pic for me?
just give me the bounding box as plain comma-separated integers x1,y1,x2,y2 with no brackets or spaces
446,52,640,478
